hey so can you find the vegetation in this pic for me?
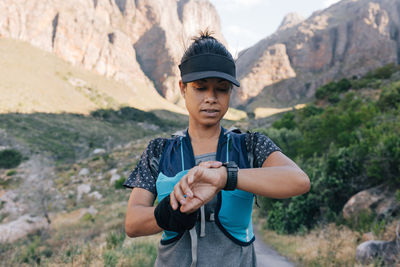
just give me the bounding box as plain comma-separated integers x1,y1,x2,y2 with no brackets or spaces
256,64,400,234
0,149,23,169
0,107,186,163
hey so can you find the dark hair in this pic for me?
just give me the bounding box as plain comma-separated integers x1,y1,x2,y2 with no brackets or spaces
180,29,234,64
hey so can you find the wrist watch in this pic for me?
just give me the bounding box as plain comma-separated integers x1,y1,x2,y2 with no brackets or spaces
222,161,238,191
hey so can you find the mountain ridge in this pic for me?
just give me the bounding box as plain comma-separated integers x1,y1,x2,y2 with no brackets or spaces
235,0,400,110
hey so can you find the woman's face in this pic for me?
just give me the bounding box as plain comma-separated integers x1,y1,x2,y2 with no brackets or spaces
180,78,232,127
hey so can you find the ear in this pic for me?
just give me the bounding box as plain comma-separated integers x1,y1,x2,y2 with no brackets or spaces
179,80,186,97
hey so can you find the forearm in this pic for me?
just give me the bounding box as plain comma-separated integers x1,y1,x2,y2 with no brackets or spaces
236,166,310,199
125,204,162,237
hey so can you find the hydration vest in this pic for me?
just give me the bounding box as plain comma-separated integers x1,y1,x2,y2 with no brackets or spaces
155,127,255,246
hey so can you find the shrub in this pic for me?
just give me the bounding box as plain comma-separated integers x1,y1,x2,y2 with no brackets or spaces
328,92,340,103
0,149,23,169
377,82,400,111
6,170,17,176
336,78,352,92
298,104,323,119
365,63,399,79
257,64,400,234
114,176,126,190
272,112,296,130
81,213,95,223
315,79,351,100
315,86,328,99
256,127,302,159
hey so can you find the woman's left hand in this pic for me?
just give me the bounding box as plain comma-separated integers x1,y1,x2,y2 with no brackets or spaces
170,161,227,213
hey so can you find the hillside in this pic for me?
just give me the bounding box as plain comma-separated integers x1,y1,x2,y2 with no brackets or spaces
0,37,185,114
235,0,400,111
0,37,246,120
0,0,226,103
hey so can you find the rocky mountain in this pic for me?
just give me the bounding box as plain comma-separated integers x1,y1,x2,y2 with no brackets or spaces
235,0,400,110
0,0,225,106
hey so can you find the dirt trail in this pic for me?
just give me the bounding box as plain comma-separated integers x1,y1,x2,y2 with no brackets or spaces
254,229,295,267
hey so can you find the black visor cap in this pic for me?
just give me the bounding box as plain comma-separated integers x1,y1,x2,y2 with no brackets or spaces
179,53,240,87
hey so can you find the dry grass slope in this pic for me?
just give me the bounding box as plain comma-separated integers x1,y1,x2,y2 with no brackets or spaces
0,37,246,120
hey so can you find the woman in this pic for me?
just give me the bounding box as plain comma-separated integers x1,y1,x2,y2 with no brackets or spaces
124,31,310,267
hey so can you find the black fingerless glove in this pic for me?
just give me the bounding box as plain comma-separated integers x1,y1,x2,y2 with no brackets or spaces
154,195,199,232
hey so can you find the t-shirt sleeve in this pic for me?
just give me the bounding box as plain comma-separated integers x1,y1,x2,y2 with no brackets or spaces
123,138,167,195
245,132,281,168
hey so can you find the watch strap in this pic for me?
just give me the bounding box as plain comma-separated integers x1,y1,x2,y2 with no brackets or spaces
222,161,238,191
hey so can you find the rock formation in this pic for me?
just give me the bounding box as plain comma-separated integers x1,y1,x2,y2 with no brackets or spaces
277,12,305,32
342,184,400,220
356,229,400,265
0,0,225,103
236,0,400,109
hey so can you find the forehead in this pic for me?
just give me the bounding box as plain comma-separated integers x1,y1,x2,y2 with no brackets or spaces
192,78,230,84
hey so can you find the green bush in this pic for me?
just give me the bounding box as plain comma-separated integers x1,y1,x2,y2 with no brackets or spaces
6,170,17,176
256,127,302,159
377,82,400,111
315,79,352,100
257,66,400,233
0,149,22,169
298,104,323,119
114,176,126,190
365,63,399,79
272,112,296,130
81,213,95,223
90,106,164,126
328,92,340,103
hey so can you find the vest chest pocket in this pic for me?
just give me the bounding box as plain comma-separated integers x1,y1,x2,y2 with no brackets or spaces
219,189,254,229
156,170,189,202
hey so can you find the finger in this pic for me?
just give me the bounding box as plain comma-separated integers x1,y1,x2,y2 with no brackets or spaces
188,168,200,184
210,161,222,168
173,182,187,206
179,174,193,199
199,161,222,168
181,198,202,213
169,192,178,210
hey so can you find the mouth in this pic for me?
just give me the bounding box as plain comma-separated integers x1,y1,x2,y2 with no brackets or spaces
200,109,220,117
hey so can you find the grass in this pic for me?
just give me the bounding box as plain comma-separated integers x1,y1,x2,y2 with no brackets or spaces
0,109,186,163
259,222,359,267
0,128,164,266
256,217,400,267
0,37,187,115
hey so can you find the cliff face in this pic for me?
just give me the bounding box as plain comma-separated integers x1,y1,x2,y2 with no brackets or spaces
235,0,400,109
0,0,224,104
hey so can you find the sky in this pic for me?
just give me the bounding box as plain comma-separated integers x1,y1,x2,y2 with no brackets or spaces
209,0,341,55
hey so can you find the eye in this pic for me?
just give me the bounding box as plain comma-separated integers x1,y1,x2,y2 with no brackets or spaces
194,87,206,91
217,87,230,93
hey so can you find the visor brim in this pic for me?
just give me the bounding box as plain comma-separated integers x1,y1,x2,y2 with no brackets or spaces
181,71,240,87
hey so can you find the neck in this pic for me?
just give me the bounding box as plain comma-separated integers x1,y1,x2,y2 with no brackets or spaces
188,121,221,142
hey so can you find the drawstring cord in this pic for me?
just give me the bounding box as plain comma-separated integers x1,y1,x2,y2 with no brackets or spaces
184,134,230,267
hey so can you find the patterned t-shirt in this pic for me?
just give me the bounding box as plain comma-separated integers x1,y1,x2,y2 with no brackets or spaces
123,132,281,193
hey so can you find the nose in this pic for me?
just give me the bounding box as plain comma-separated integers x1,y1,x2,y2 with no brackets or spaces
204,87,217,104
